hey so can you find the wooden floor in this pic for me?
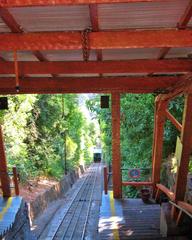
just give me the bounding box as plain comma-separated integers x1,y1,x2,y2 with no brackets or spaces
99,192,162,240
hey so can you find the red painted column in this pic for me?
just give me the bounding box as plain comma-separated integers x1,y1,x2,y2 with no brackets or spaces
152,98,168,189
0,125,11,197
174,94,192,201
111,93,122,198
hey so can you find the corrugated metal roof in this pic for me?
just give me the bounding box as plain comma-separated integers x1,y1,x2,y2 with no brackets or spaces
9,5,91,32
98,0,190,30
0,1,191,63
166,47,192,59
102,49,160,60
0,51,38,61
58,74,99,77
41,50,97,61
0,17,11,32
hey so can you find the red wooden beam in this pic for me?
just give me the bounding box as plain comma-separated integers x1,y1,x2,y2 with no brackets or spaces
177,0,192,29
0,126,11,197
157,47,170,60
111,93,122,198
0,76,181,94
152,100,168,186
0,30,192,51
0,59,191,74
89,4,103,61
0,0,168,7
103,166,108,194
0,7,22,33
89,4,99,31
174,94,192,201
158,74,192,102
157,1,192,59
165,109,182,132
122,181,153,186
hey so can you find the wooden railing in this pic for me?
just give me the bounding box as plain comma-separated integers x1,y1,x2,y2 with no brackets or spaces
170,201,192,225
0,166,20,196
122,181,153,186
155,183,175,201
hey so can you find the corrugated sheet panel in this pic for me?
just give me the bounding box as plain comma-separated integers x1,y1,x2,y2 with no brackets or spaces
103,73,148,77
41,50,97,61
0,17,11,32
102,49,160,60
58,74,99,77
99,0,190,30
0,51,38,61
166,47,192,58
9,5,91,32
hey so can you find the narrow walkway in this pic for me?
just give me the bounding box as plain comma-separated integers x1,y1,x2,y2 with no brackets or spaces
33,163,103,240
99,192,162,240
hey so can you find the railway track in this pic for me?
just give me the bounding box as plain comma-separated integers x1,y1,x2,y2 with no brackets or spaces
38,163,101,240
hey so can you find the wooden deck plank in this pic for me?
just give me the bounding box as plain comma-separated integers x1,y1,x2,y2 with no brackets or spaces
99,192,162,239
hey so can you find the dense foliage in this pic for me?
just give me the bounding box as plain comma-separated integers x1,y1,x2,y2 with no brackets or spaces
1,94,96,182
87,94,186,197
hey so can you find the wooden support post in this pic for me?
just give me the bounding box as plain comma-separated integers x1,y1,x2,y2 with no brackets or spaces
0,125,11,197
13,166,19,196
174,94,192,201
152,99,168,192
111,93,122,198
103,166,108,195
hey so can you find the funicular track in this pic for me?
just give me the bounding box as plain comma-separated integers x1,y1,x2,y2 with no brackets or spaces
38,163,101,240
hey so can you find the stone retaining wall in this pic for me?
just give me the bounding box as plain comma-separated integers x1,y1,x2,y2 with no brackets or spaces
29,165,85,221
4,199,36,240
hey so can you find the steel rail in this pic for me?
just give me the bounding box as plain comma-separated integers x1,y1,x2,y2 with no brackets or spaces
80,164,100,240
66,166,98,240
60,169,95,240
38,166,95,239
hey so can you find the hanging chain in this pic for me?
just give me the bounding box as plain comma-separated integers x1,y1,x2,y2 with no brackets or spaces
81,28,92,62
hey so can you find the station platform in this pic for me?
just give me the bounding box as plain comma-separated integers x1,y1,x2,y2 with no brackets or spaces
0,196,34,239
0,196,22,238
98,191,162,240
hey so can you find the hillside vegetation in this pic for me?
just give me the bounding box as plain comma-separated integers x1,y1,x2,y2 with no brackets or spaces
1,94,96,182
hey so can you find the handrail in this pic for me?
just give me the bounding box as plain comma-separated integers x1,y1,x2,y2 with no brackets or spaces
122,181,153,186
155,184,175,201
169,201,192,219
169,201,192,225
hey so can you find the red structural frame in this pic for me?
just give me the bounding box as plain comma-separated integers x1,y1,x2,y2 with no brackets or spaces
0,2,192,218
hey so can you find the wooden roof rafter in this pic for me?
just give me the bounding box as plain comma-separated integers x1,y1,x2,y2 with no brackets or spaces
157,74,192,102
158,0,192,60
0,7,57,77
0,0,169,8
89,4,102,61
